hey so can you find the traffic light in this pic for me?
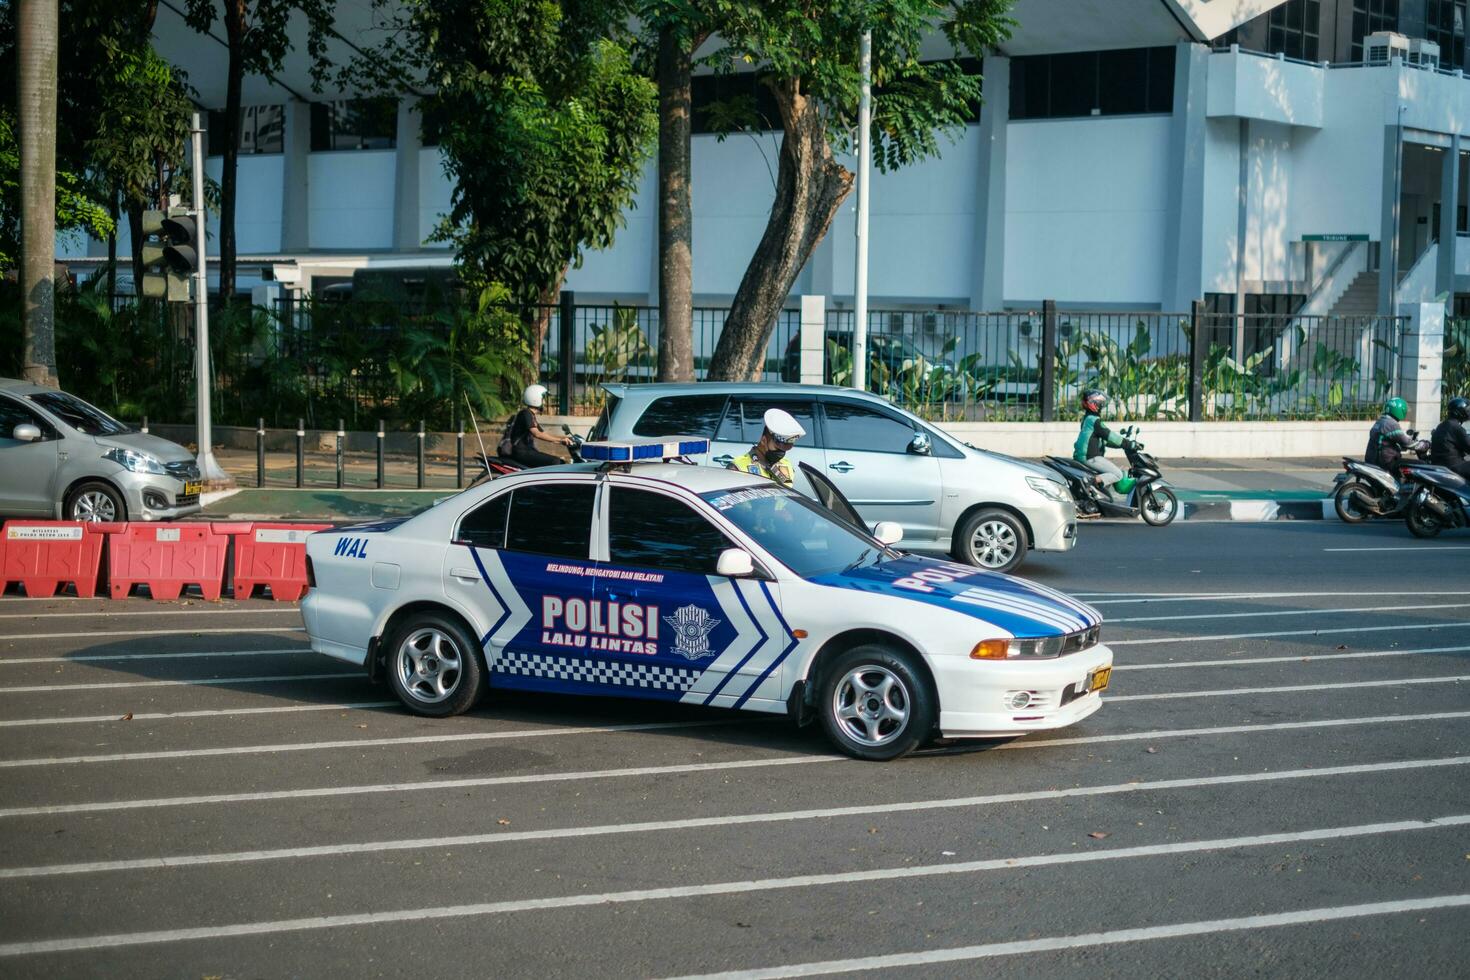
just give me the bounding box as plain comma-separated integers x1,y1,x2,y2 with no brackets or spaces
139,207,198,302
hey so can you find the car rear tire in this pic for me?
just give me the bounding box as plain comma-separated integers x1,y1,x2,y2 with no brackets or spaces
385,611,485,717
817,644,936,761
954,508,1028,573
65,481,126,523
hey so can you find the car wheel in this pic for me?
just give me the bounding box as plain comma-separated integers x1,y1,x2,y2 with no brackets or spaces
385,611,485,717
817,644,936,761
1140,487,1178,527
955,508,1028,573
1405,498,1443,539
1333,482,1372,523
65,481,126,523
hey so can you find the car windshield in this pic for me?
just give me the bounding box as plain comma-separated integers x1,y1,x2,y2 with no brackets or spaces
702,486,891,579
26,391,131,436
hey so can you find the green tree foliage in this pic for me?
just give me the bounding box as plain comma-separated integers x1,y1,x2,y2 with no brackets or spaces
0,114,111,272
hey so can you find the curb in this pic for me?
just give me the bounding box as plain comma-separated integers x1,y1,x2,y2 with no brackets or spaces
1178,499,1335,522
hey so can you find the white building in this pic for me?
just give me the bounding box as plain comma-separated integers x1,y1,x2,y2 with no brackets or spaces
65,0,1470,318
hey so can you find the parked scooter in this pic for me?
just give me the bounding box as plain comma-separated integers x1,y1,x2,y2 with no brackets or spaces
1401,464,1470,538
1331,431,1431,523
1042,426,1178,526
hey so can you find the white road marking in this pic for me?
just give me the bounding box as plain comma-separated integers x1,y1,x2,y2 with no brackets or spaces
1323,546,1470,552
1110,602,1467,624
1108,675,1468,702
0,626,305,640
0,648,312,666
1085,591,1469,605
0,810,1464,951
0,672,357,694
1108,622,1457,645
3,710,1466,821
0,701,398,729
1117,644,1470,671
0,607,300,620
663,894,1470,980
0,719,761,769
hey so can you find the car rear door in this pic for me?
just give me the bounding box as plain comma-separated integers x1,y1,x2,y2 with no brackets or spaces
0,395,60,516
816,397,943,543
708,394,820,473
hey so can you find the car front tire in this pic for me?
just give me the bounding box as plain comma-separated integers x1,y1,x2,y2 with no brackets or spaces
385,611,485,717
65,481,126,523
954,508,1028,573
817,644,936,761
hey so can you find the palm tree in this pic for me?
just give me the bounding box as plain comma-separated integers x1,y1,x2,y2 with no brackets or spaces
17,0,60,387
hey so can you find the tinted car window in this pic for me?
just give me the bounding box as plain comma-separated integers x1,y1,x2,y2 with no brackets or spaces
27,391,129,436
504,483,596,559
458,492,510,548
718,398,817,445
702,487,891,578
0,396,49,441
607,488,733,575
632,395,729,438
822,401,916,453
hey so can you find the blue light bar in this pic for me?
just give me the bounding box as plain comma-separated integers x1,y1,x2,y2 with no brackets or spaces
579,438,711,463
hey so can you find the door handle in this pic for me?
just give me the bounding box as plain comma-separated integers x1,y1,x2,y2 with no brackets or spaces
450,567,479,583
829,461,854,473
714,454,734,466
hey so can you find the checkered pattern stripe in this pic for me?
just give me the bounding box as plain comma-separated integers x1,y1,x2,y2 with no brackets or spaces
495,651,700,691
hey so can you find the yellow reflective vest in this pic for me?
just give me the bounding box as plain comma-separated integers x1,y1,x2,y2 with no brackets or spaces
728,450,794,488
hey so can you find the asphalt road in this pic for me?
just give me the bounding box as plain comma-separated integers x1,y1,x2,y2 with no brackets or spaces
0,519,1467,978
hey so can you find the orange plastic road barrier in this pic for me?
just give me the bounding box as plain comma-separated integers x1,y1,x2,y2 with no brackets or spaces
107,523,250,601
231,523,332,601
0,521,108,598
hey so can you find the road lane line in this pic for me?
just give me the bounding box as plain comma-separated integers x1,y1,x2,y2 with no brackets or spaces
0,701,399,729
0,648,314,666
0,719,763,769
0,608,300,620
1085,591,1469,605
0,801,1462,940
663,893,1470,980
1116,645,1470,671
3,710,1467,820
1107,675,1469,702
0,627,306,640
1108,622,1457,645
1324,546,1470,552
0,672,358,694
1110,602,1467,624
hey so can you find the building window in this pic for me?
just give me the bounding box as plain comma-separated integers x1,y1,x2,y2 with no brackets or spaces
1351,0,1400,61
207,105,284,155
310,98,398,151
1427,0,1466,69
1009,48,1174,120
1267,0,1321,61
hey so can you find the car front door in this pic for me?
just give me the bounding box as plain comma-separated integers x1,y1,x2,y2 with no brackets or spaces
816,398,944,544
596,483,794,711
0,396,60,516
708,395,820,475
443,479,600,691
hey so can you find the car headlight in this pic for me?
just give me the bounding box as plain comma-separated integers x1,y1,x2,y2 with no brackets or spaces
103,447,166,475
1026,476,1071,503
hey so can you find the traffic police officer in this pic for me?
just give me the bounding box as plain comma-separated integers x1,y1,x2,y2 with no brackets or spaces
729,408,806,488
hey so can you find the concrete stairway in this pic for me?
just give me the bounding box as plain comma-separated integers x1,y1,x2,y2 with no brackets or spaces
1329,270,1379,316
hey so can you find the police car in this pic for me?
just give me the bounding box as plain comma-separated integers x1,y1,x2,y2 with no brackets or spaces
301,439,1112,761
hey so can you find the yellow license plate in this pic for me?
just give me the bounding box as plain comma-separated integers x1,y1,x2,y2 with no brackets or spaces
1087,666,1112,693
184,481,203,497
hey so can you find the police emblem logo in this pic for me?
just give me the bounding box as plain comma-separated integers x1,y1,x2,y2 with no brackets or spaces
662,604,721,660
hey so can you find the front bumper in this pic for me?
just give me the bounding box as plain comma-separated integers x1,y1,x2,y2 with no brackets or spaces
935,643,1112,738
1029,498,1078,553
116,471,202,521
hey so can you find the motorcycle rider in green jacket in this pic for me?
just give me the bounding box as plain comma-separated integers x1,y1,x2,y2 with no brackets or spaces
1073,389,1135,498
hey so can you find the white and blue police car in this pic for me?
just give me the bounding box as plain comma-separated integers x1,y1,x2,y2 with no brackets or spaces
301,438,1112,761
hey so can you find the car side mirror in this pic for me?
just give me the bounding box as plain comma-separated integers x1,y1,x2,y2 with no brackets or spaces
872,521,903,546
906,432,931,456
715,548,756,578
12,424,41,443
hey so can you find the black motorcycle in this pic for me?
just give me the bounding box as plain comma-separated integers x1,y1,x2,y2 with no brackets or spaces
1331,432,1431,523
1402,464,1470,538
1042,426,1178,527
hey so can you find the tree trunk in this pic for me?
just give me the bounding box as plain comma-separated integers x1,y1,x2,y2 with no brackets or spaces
707,79,852,381
106,190,119,306
219,0,246,306
656,26,694,382
17,0,60,388
529,270,566,389
127,200,146,301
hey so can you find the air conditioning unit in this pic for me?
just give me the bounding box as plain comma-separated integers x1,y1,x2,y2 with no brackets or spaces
888,312,906,333
1365,31,1410,65
922,312,939,334
1409,37,1441,69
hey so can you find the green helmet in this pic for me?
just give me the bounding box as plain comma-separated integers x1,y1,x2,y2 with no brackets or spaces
1385,396,1408,421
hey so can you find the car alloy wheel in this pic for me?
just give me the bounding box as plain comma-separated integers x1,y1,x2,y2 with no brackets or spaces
817,644,936,761
970,519,1018,568
832,664,910,748
395,627,465,704
66,481,126,523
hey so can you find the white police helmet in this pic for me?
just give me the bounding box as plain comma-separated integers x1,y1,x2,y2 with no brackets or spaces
763,408,806,442
522,383,547,409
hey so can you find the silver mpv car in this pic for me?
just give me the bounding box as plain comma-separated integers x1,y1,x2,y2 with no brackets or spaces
592,383,1077,573
0,379,203,522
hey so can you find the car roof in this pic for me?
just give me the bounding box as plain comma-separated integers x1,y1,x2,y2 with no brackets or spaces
600,382,896,404
485,461,777,496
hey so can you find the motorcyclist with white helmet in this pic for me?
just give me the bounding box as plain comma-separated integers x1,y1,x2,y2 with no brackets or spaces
728,408,806,488
504,383,574,468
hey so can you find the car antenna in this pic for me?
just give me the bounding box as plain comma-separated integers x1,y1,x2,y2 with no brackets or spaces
464,392,490,462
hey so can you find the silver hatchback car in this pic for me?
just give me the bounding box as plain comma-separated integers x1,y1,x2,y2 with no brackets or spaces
0,379,203,522
592,383,1077,573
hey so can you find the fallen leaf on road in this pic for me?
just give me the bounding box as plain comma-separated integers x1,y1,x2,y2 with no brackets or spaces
1336,645,1348,650
356,724,368,729
1145,747,1157,754
120,712,133,721
497,819,511,826
1088,832,1110,840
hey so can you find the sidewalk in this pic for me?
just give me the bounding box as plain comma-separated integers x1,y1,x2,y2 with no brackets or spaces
201,449,1346,522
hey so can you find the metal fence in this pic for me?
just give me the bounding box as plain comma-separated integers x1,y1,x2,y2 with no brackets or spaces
1447,318,1470,409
